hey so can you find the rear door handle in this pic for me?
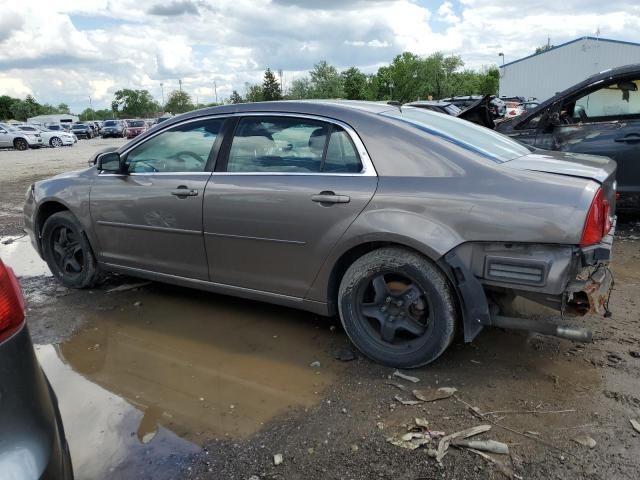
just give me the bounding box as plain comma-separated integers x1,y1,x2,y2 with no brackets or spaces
311,191,351,204
171,186,199,197
615,134,640,143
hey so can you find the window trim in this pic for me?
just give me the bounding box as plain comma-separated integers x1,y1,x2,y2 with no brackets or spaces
115,112,377,177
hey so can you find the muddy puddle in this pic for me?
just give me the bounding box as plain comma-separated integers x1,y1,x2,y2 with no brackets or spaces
36,284,343,478
0,235,51,277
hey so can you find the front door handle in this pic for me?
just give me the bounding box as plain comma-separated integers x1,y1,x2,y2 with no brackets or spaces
171,186,199,197
311,191,351,204
615,134,640,143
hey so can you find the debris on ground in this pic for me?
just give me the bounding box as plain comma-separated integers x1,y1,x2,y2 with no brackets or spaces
386,418,445,450
133,301,142,307
629,350,640,359
414,417,429,428
436,424,492,463
465,448,515,479
309,361,321,368
394,394,421,406
386,381,410,392
452,439,509,454
106,281,151,293
376,422,385,430
630,419,640,434
412,387,457,402
273,454,283,466
392,370,420,383
334,348,356,361
573,434,597,449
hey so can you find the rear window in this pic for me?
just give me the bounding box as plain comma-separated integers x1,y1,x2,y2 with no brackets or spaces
104,121,118,126
383,107,531,163
128,120,145,127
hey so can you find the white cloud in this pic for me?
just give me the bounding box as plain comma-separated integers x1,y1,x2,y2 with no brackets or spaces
0,0,639,113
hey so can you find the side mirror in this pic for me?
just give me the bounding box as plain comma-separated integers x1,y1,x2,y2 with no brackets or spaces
96,152,124,173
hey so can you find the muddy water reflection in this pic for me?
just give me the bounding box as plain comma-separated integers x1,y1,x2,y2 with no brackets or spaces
55,285,341,446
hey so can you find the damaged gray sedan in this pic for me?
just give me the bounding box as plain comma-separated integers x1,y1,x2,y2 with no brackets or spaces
24,101,615,368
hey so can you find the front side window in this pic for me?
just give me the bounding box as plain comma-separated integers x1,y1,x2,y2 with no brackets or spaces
574,79,640,120
124,119,222,173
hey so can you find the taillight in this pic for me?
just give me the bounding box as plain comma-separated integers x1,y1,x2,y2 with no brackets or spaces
0,260,25,342
580,188,609,247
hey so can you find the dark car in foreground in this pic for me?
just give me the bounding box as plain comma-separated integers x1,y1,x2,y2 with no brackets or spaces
70,123,93,139
101,120,125,138
497,64,640,211
0,259,73,478
24,101,615,368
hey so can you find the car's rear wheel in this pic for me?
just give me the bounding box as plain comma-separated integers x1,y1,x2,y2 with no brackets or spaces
50,137,63,148
14,138,28,151
41,211,101,288
338,247,457,368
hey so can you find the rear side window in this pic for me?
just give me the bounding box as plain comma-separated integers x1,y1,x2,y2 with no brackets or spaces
575,79,640,120
227,117,326,172
227,117,362,173
324,128,362,173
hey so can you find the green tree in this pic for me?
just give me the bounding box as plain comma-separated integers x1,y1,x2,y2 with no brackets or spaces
229,90,243,104
341,67,368,100
164,90,194,114
477,67,500,96
262,68,282,101
535,43,554,54
0,95,14,120
310,60,343,98
245,83,264,102
112,89,159,117
286,77,312,99
10,97,39,121
57,103,70,114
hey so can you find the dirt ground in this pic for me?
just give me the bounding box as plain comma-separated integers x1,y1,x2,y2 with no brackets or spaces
1,142,640,480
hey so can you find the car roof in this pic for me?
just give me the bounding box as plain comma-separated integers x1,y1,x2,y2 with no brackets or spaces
406,100,453,107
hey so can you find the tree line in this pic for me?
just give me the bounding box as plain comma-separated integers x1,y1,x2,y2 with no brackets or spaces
0,51,499,121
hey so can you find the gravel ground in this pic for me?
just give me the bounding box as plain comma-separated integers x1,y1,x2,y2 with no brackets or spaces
1,142,640,480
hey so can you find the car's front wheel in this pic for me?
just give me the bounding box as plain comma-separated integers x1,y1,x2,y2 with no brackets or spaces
41,211,101,288
14,138,28,151
50,137,63,148
338,247,457,368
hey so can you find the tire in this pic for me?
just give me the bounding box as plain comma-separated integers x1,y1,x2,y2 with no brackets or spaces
41,211,101,289
14,138,28,151
338,247,457,368
50,137,63,148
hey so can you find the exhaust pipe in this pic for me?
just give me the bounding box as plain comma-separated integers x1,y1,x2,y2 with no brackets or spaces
488,315,592,343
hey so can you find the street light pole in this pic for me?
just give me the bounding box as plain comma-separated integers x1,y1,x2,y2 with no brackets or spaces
179,79,182,92
160,82,164,112
498,53,505,97
88,96,93,120
214,80,218,104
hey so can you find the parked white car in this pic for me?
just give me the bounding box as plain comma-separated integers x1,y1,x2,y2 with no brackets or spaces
17,124,76,147
0,122,43,150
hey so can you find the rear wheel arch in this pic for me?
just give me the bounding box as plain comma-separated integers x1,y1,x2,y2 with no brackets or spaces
326,239,451,316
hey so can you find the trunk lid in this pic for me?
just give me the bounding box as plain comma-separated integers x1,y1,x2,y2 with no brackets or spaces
505,149,617,212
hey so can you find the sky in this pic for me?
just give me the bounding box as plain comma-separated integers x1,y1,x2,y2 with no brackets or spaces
1,0,639,113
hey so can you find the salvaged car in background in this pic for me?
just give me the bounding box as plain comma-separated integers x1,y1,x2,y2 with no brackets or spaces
101,120,126,138
124,119,148,139
24,101,615,368
497,64,640,211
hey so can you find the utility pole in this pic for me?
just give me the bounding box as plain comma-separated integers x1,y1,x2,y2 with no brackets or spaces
160,82,165,111
278,69,283,95
179,79,182,92
214,80,218,104
89,96,93,120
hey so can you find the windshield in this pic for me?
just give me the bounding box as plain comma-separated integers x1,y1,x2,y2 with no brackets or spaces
0,123,17,132
383,107,532,163
128,120,145,127
104,121,118,127
72,124,86,129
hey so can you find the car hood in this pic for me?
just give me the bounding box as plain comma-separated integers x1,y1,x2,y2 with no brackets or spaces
46,167,96,181
456,95,495,129
504,149,616,183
